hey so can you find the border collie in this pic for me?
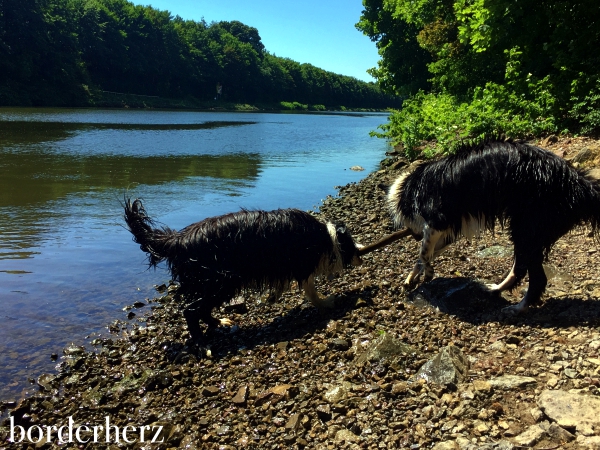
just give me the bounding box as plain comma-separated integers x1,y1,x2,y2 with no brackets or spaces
387,138,600,314
123,199,362,342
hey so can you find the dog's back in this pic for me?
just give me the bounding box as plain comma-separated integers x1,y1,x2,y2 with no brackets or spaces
172,209,336,290
390,140,600,250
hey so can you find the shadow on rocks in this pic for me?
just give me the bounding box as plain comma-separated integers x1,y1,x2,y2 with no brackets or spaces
162,288,376,363
405,276,600,329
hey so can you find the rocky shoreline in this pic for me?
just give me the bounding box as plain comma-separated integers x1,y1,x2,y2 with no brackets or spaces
2,137,600,449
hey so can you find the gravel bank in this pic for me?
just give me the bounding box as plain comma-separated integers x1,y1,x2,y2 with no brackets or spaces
2,136,600,449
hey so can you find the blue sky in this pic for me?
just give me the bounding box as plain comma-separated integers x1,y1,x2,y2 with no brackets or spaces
131,0,379,82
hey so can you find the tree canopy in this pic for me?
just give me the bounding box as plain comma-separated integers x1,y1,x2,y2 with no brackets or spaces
0,0,400,109
357,0,600,155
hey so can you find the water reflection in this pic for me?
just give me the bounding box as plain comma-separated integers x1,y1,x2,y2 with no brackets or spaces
0,152,261,207
0,152,261,262
0,120,256,145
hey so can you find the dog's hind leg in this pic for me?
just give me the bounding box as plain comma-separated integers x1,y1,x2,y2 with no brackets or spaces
502,248,546,315
405,227,444,287
303,275,335,309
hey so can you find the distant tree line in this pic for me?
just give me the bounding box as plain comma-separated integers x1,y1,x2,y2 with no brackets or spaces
0,0,400,108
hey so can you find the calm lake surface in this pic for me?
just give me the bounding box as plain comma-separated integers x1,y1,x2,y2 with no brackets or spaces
0,107,389,401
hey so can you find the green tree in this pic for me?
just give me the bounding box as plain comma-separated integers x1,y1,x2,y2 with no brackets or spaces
356,0,431,96
1,0,400,109
360,0,600,155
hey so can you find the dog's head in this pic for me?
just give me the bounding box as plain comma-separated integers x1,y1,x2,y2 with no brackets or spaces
333,223,362,267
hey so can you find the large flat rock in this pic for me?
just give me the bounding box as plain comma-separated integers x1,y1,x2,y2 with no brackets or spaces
538,390,600,429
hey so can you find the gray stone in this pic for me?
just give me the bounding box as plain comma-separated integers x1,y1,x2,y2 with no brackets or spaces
488,375,537,390
455,438,513,450
564,368,578,378
334,428,360,443
538,389,600,429
476,245,513,258
355,332,415,365
232,385,249,404
323,382,352,404
37,374,56,391
330,338,350,351
572,147,593,163
415,345,470,386
530,407,544,422
540,135,558,147
546,423,575,442
577,436,600,448
513,425,546,447
201,385,220,397
432,441,458,450
285,413,302,433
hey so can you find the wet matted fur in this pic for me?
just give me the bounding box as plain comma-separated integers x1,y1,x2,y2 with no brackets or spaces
387,138,600,313
123,199,361,342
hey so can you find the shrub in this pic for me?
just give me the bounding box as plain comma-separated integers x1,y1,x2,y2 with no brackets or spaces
377,75,559,159
569,76,600,134
280,101,308,110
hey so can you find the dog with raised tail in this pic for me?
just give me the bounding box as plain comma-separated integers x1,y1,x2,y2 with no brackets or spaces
123,198,362,343
386,138,600,314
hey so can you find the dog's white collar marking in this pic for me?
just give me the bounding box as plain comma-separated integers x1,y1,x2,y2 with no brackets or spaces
326,222,344,273
387,174,405,227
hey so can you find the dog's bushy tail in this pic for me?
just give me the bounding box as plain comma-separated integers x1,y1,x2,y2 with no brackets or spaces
123,198,177,268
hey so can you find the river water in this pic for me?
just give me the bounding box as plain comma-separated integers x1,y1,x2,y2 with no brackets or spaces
0,107,389,401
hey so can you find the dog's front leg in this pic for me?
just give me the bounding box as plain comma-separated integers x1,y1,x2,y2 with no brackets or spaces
183,298,232,339
303,275,335,309
405,227,443,287
405,259,423,287
488,260,517,293
182,302,208,344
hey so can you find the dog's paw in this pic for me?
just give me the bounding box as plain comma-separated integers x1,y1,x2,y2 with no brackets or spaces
403,277,420,290
402,281,414,292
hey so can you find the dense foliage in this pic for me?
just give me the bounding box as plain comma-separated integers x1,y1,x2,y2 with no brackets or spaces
357,0,600,156
0,0,400,109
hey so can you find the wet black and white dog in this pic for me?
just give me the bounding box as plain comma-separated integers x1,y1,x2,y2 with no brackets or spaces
124,199,362,342
387,138,600,314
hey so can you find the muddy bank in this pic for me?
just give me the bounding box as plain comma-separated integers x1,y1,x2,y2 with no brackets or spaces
2,136,600,449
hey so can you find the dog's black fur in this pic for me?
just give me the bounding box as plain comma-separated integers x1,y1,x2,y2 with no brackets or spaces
123,199,361,342
387,138,600,313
